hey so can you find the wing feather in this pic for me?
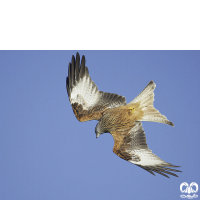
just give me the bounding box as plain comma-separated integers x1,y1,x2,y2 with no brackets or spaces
112,122,181,178
75,54,79,81
67,53,127,122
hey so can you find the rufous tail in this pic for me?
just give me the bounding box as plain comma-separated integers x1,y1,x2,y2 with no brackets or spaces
129,81,174,126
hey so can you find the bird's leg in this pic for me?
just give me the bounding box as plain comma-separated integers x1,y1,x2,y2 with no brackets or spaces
128,106,135,114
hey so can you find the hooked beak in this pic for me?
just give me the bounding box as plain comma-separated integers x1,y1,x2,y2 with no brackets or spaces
96,133,100,138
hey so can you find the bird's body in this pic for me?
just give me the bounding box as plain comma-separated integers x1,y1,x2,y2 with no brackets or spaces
66,52,181,178
96,103,142,136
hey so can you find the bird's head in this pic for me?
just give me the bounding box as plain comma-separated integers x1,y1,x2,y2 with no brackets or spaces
95,121,104,138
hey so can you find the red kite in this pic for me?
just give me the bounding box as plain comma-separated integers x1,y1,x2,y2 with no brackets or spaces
66,53,181,178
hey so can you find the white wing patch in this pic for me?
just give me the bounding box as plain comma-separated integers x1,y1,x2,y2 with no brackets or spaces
129,149,167,166
70,76,101,109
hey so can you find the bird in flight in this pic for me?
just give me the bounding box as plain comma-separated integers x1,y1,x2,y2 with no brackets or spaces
66,52,181,178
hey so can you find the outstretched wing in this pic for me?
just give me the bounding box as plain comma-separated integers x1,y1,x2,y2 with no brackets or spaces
66,53,127,122
112,122,181,178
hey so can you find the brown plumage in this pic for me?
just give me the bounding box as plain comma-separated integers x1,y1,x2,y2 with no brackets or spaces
66,52,181,178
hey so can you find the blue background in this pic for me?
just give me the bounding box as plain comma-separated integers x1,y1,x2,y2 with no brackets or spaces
0,51,200,200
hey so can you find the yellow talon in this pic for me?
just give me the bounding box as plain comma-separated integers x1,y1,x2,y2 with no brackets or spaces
128,107,135,114
131,107,135,113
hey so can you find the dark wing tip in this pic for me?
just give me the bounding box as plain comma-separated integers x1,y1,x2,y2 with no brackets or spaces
74,53,79,81
136,164,181,178
169,121,174,127
76,52,80,58
66,77,70,95
149,80,154,84
67,53,90,97
79,55,86,79
67,52,85,83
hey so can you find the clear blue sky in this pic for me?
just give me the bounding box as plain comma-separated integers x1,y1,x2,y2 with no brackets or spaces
0,51,200,200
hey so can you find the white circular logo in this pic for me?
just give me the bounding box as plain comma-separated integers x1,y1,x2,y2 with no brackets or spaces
180,182,198,199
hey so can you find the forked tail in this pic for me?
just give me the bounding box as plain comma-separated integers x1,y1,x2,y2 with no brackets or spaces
129,81,174,126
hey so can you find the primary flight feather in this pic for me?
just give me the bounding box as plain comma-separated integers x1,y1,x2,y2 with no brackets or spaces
66,52,181,178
